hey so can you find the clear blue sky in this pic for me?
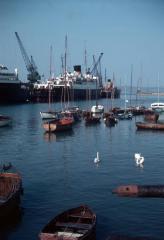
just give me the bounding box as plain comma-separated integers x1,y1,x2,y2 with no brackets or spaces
0,0,164,87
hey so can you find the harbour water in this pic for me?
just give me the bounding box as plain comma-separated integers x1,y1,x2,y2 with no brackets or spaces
1,96,164,240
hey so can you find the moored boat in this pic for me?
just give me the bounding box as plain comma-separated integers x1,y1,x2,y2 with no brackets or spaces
144,111,159,123
0,115,12,127
39,205,96,240
103,112,118,126
84,112,101,124
91,105,104,114
40,111,58,120
117,112,133,120
151,102,164,112
0,164,23,218
43,116,73,132
136,121,164,130
64,106,82,122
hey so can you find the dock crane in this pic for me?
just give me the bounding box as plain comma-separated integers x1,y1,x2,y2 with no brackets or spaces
15,32,41,83
91,52,103,87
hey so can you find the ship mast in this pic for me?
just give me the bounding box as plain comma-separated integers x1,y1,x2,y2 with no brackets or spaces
48,45,53,111
64,35,69,109
84,48,88,73
129,64,133,107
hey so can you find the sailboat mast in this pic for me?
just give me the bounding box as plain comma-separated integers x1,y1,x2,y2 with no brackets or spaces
124,86,127,111
48,45,53,111
93,55,98,106
84,48,87,73
50,45,52,78
64,35,67,107
157,72,160,103
111,72,115,110
130,64,133,107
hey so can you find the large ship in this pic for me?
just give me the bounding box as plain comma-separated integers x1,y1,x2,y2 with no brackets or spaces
31,65,120,103
0,64,29,104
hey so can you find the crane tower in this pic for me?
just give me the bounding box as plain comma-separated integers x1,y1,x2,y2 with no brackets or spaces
15,32,41,83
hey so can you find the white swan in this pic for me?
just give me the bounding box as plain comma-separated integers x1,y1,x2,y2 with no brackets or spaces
134,153,141,160
136,156,144,165
94,152,100,163
134,153,144,167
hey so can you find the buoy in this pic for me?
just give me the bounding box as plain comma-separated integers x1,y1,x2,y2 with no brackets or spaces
112,185,164,197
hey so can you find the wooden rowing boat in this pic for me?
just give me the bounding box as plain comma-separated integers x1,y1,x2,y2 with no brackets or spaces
0,165,22,218
136,121,164,130
39,205,96,240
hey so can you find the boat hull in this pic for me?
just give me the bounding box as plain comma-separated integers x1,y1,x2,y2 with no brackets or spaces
0,172,22,219
39,205,96,240
0,82,29,104
43,118,73,132
32,86,102,102
100,87,121,99
136,122,164,130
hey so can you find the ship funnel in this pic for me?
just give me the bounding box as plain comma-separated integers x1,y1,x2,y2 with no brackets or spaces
74,65,81,73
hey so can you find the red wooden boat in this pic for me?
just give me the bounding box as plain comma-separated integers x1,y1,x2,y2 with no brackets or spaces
43,117,73,132
136,121,164,130
39,205,96,240
0,165,22,218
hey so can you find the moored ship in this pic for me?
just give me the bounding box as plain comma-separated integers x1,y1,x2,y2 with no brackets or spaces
32,65,103,102
0,64,29,104
31,65,120,102
100,79,121,99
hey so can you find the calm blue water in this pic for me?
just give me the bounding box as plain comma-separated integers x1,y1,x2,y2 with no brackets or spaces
1,95,164,240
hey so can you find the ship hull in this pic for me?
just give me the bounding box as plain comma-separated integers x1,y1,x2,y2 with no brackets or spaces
0,82,29,104
31,86,102,102
100,87,121,99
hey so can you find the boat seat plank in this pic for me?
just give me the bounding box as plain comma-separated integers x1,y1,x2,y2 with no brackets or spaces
56,222,91,230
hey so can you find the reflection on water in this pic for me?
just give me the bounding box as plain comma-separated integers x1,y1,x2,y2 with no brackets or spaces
43,129,74,142
0,208,23,240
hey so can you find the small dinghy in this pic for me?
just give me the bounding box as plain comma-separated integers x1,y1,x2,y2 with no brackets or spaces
39,205,96,240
